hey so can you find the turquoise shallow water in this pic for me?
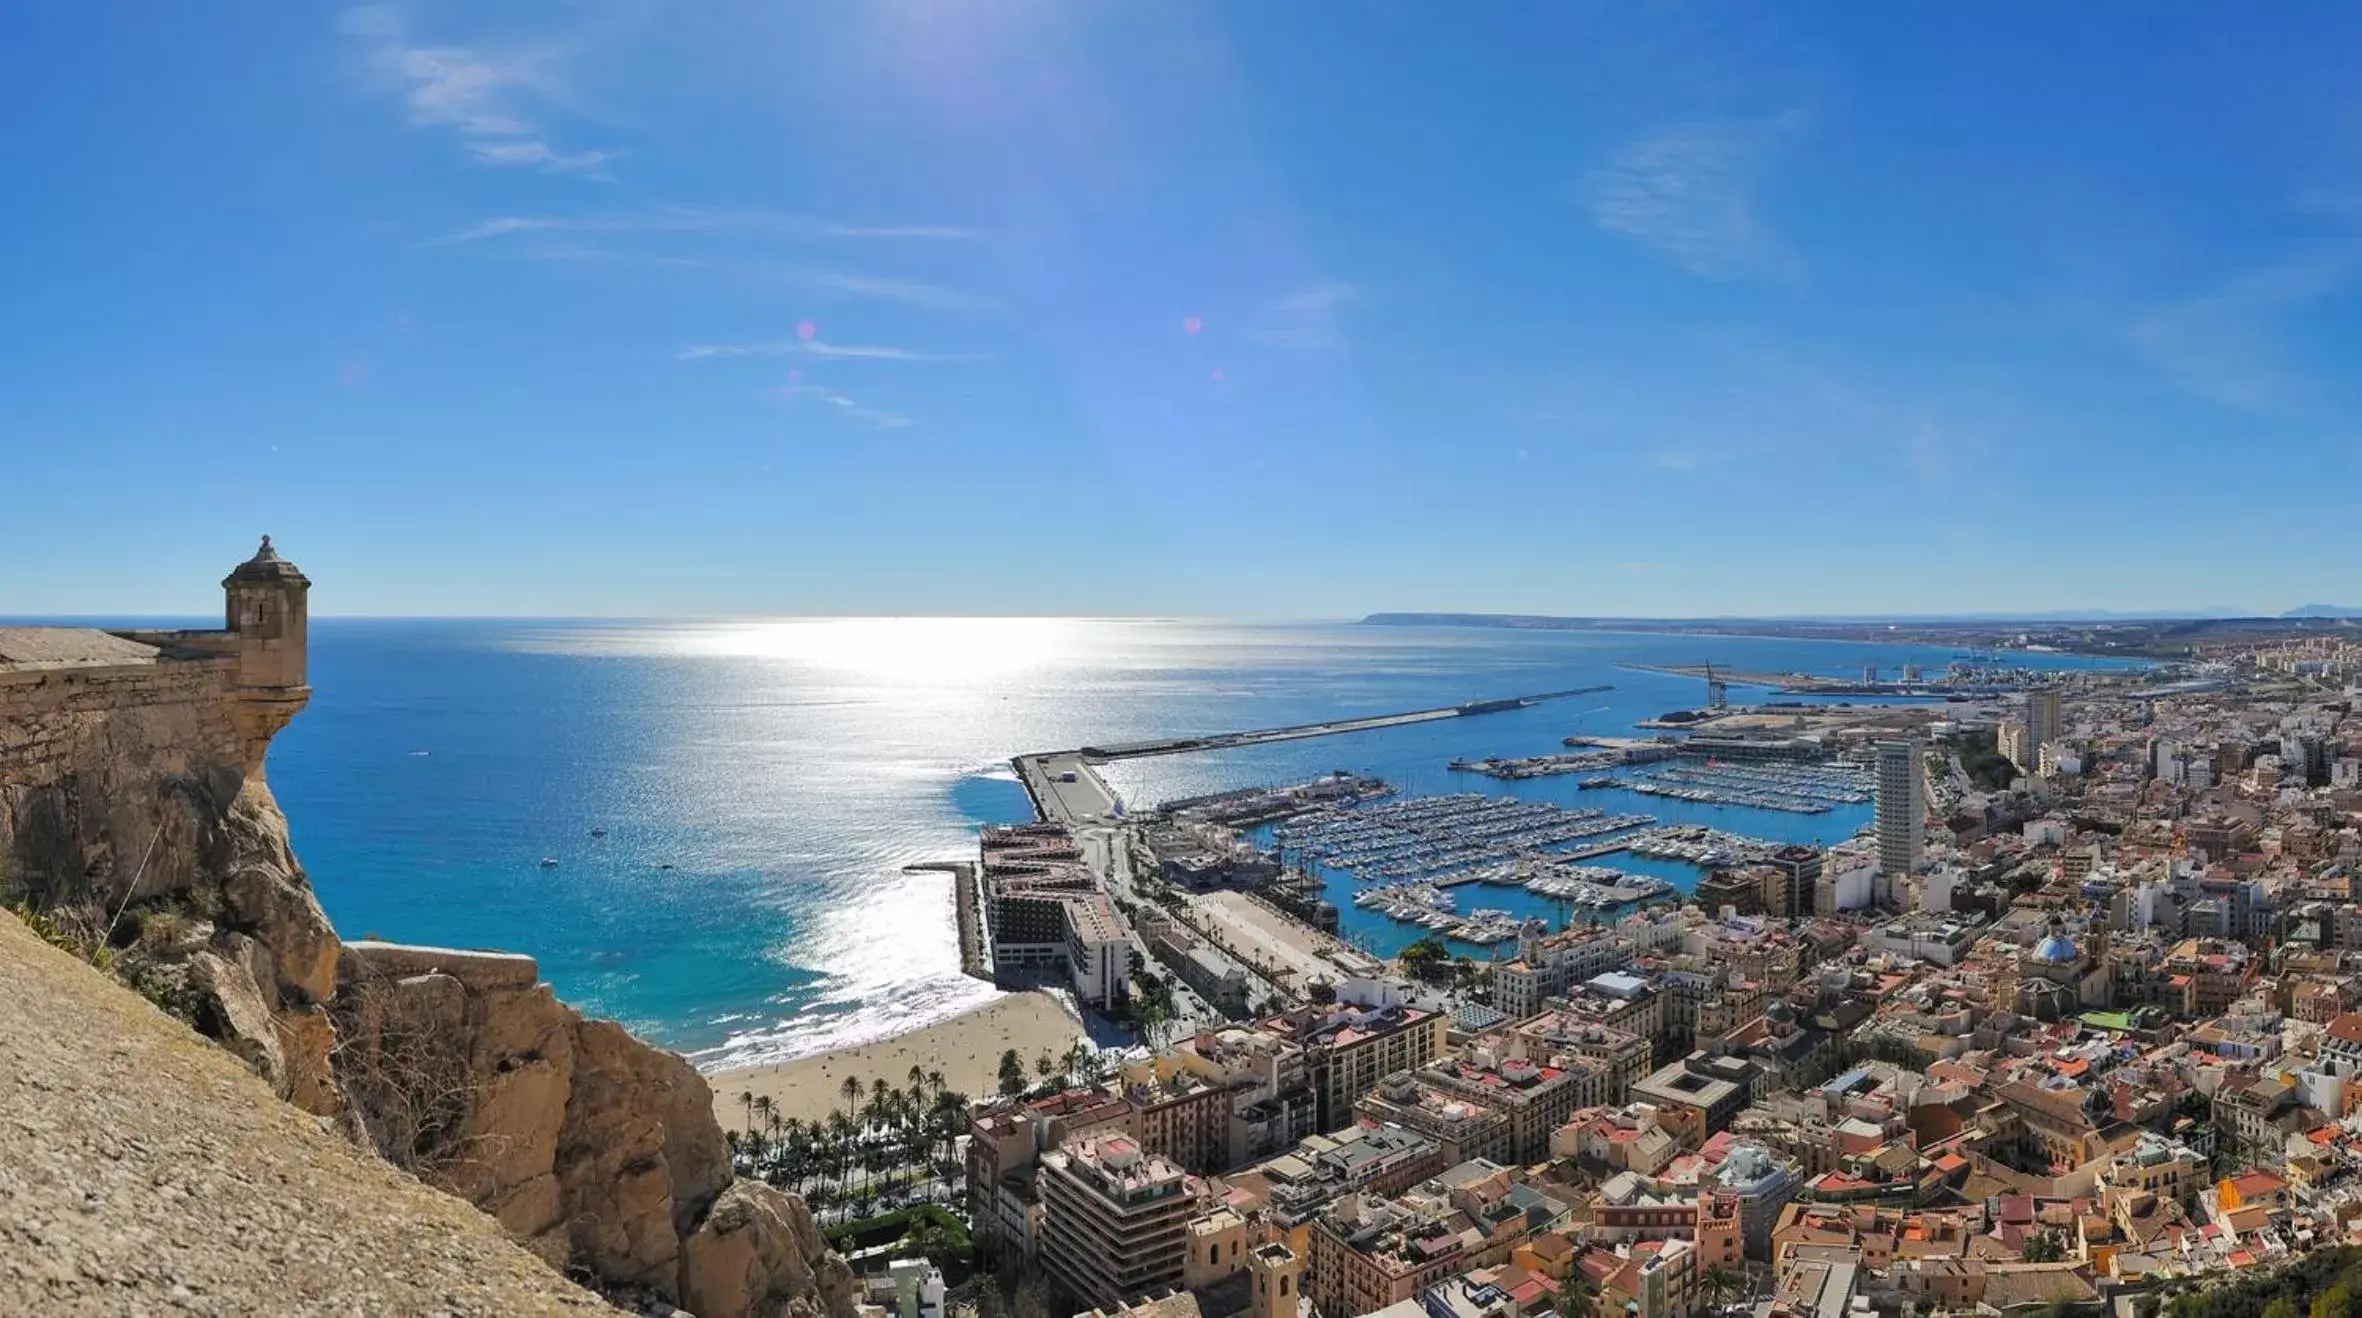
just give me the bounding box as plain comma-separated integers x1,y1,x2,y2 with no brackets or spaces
253,618,2129,1069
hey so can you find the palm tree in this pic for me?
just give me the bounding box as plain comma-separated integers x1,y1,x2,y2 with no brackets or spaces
840,1074,863,1117
751,1095,777,1163
1559,1278,1601,1318
776,1116,805,1188
1035,1051,1056,1085
1701,1266,1738,1314
740,1089,757,1142
828,1108,856,1188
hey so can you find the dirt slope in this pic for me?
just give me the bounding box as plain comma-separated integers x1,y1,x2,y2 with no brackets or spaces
0,910,622,1317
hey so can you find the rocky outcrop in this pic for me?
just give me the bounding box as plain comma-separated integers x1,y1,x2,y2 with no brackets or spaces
328,942,855,1316
1,767,344,1117
681,1183,862,1318
4,722,855,1317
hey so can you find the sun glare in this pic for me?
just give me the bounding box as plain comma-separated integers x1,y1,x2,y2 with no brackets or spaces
694,617,1083,681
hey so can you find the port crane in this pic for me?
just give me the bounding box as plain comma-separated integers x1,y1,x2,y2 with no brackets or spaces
1703,661,1729,710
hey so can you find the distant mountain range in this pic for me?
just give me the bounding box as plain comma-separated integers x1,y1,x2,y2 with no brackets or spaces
2284,605,2362,619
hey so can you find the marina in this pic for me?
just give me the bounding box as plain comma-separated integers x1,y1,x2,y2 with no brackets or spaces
1577,758,1874,814
1273,794,1656,881
1272,793,1681,940
1615,824,1786,868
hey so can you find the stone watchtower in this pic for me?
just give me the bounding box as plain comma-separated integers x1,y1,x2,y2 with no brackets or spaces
223,535,312,776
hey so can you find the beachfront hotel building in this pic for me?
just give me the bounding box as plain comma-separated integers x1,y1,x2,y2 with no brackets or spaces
1066,891,1133,1011
1037,1132,1193,1312
1260,979,1448,1133
981,823,1135,1011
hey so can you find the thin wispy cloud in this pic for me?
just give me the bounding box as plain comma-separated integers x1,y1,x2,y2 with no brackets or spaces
681,339,988,362
781,383,910,428
800,270,1001,314
1249,281,1361,350
2126,248,2355,410
465,141,617,174
342,6,616,180
429,209,977,246
1579,118,1802,281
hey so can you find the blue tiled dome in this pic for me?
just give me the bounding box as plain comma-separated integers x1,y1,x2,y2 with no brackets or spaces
2034,934,2078,963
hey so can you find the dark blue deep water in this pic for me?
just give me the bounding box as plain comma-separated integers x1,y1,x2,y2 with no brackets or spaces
255,618,2128,1069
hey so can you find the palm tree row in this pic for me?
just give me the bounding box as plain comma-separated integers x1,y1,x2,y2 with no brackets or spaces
1001,1039,1116,1098
731,1065,971,1215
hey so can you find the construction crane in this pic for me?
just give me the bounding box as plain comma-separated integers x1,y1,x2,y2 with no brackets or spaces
1704,661,1729,711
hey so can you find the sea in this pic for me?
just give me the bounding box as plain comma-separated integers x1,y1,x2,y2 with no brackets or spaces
251,617,2132,1073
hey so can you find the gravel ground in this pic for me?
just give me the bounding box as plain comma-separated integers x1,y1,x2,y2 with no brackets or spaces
0,911,623,1317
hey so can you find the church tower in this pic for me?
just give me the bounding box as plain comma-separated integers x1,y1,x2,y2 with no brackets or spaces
1248,1241,1303,1318
222,535,312,776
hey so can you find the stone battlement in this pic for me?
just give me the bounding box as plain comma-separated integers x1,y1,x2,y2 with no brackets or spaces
0,536,310,784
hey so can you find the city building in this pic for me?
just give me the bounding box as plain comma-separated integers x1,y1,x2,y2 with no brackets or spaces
1874,738,1925,879
1247,1241,1304,1318
1255,1123,1449,1230
1261,980,1448,1132
1149,1027,1317,1168
1628,1054,1758,1148
1037,1133,1194,1312
886,1260,946,1318
2022,689,2062,771
981,825,1136,1010
1355,1073,1515,1166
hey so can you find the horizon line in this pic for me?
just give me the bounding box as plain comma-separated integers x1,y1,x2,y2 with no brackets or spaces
8,609,2353,626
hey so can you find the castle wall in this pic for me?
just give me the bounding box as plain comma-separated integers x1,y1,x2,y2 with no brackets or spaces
0,656,255,912
0,657,243,791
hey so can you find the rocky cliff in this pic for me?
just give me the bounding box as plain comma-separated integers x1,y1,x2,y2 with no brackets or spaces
0,904,620,1315
1,635,856,1318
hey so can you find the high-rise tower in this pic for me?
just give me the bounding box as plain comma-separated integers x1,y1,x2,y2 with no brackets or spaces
1875,736,1925,878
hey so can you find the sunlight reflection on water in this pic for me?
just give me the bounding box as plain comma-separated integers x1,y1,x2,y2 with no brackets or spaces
274,618,2134,1072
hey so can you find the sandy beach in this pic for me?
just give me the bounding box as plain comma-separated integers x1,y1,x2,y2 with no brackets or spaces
705,989,1090,1134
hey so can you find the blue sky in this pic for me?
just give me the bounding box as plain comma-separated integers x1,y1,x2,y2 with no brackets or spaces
5,3,2360,618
